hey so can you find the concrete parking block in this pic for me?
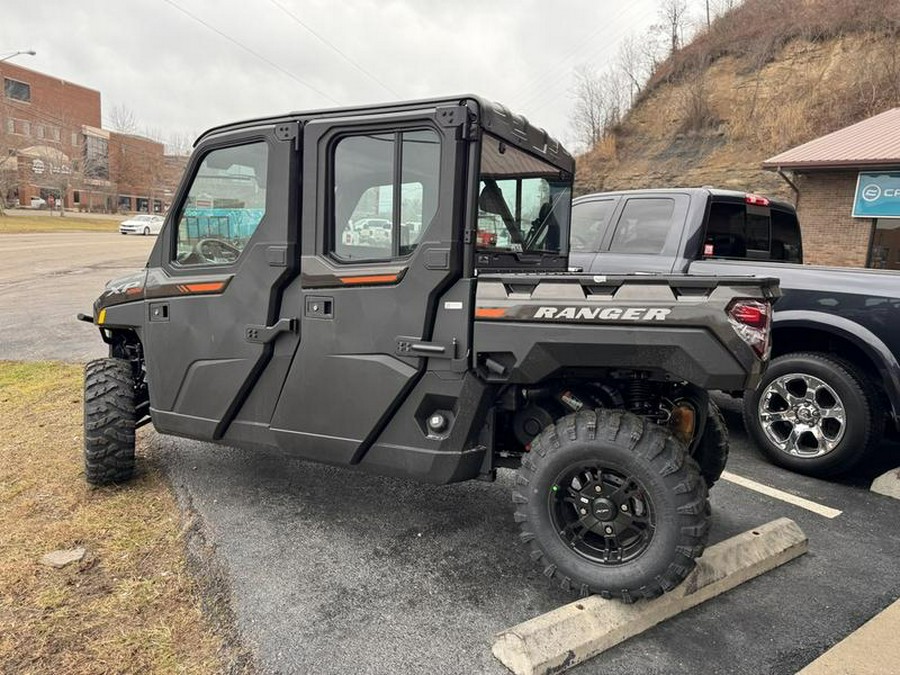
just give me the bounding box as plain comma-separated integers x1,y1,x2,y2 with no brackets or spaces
870,468,900,500
492,517,808,675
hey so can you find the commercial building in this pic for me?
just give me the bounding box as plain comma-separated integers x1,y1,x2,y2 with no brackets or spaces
763,108,900,270
0,61,185,212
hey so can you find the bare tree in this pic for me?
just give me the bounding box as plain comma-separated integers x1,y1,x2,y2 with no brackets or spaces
570,65,628,150
109,104,138,135
659,0,691,53
166,131,195,157
617,32,664,103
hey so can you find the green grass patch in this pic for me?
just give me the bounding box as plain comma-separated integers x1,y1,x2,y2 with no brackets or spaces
0,215,120,234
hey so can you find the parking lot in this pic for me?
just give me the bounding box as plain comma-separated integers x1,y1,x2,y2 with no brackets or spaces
3,231,899,674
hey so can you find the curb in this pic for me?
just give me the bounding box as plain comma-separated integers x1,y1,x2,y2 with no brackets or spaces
492,517,808,675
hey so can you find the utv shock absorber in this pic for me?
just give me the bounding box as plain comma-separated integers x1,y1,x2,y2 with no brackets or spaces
625,379,653,415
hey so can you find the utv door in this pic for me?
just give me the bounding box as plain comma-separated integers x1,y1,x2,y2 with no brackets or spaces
143,124,298,439
270,106,467,465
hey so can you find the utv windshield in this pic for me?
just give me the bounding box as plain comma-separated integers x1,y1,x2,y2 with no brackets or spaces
477,134,571,259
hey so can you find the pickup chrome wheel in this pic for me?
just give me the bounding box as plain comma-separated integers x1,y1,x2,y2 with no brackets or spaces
744,352,883,477
758,373,846,458
513,409,709,603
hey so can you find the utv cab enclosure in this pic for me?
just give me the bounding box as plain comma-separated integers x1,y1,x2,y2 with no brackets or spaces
82,95,778,601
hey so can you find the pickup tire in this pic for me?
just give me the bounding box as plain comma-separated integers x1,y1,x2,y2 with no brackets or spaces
692,401,728,489
84,358,136,486
743,352,883,477
513,409,709,602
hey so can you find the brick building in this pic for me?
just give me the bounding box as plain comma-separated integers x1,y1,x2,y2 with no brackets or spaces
0,62,185,212
763,108,900,270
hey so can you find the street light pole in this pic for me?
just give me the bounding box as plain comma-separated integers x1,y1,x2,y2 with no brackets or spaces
0,50,37,64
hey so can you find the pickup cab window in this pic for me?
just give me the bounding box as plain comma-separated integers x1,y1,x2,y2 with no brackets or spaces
704,201,801,263
571,198,616,252
609,198,675,254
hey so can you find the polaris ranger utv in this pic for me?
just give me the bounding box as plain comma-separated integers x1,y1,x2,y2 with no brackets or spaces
81,95,778,601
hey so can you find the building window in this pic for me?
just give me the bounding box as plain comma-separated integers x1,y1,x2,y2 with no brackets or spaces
49,127,60,142
19,120,30,136
84,135,109,180
4,78,31,103
4,118,12,134
71,131,78,147
36,125,44,140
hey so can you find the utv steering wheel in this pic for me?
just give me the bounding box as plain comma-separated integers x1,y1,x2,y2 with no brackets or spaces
194,238,241,264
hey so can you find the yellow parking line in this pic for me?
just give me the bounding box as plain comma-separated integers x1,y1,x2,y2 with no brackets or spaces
721,471,842,519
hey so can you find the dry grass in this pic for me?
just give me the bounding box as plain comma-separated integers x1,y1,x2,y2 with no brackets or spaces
0,215,120,234
0,362,233,674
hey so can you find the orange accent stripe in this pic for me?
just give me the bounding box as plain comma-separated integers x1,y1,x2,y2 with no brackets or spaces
339,274,399,285
475,307,506,318
183,281,226,293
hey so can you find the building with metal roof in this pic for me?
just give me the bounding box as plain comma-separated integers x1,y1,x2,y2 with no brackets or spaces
763,108,900,269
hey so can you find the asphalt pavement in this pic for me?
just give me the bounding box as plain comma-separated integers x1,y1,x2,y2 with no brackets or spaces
0,232,155,361
5,231,900,674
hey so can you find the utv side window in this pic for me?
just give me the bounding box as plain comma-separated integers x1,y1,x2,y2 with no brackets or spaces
332,129,440,262
174,142,269,266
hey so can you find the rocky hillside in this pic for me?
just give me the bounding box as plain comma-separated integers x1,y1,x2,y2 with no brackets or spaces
575,0,900,199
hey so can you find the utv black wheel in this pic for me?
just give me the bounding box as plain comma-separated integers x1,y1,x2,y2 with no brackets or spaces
692,402,728,489
513,409,710,602
84,358,136,486
743,352,883,477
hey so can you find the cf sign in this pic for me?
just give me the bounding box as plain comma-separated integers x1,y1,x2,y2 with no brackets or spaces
853,172,900,219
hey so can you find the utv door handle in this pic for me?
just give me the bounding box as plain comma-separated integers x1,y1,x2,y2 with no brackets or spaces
396,336,458,359
245,318,299,344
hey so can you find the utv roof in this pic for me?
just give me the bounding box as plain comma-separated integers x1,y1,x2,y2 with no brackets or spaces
575,187,795,212
195,94,574,174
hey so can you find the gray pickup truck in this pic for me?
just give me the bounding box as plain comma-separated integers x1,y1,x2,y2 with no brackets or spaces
572,187,900,477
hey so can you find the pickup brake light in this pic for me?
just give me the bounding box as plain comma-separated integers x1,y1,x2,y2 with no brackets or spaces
727,299,771,359
745,193,770,206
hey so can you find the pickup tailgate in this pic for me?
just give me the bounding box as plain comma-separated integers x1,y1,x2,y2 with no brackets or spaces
473,274,780,390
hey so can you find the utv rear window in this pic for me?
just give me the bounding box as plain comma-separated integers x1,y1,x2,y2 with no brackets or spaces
332,129,440,262
174,142,269,266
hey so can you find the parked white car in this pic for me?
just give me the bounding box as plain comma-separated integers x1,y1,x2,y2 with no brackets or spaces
119,214,165,236
30,197,47,209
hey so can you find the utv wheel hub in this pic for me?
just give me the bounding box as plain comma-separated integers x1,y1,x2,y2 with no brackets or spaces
592,498,616,521
549,463,656,566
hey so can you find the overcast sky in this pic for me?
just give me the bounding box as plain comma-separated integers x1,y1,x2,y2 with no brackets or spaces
1,0,669,152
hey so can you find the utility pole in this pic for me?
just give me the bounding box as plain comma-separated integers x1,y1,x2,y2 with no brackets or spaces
706,0,711,28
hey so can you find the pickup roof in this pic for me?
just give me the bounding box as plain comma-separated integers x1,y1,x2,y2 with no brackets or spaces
572,187,900,476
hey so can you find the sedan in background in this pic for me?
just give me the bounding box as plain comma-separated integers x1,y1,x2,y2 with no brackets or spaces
120,214,165,236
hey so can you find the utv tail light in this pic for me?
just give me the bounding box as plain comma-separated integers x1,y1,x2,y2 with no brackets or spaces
727,299,771,359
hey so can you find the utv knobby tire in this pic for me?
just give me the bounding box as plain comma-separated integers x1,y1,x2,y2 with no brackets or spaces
743,352,883,477
692,401,729,489
84,358,136,486
513,409,710,602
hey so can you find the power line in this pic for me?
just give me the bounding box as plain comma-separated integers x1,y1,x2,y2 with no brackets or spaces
266,0,401,98
159,0,342,105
